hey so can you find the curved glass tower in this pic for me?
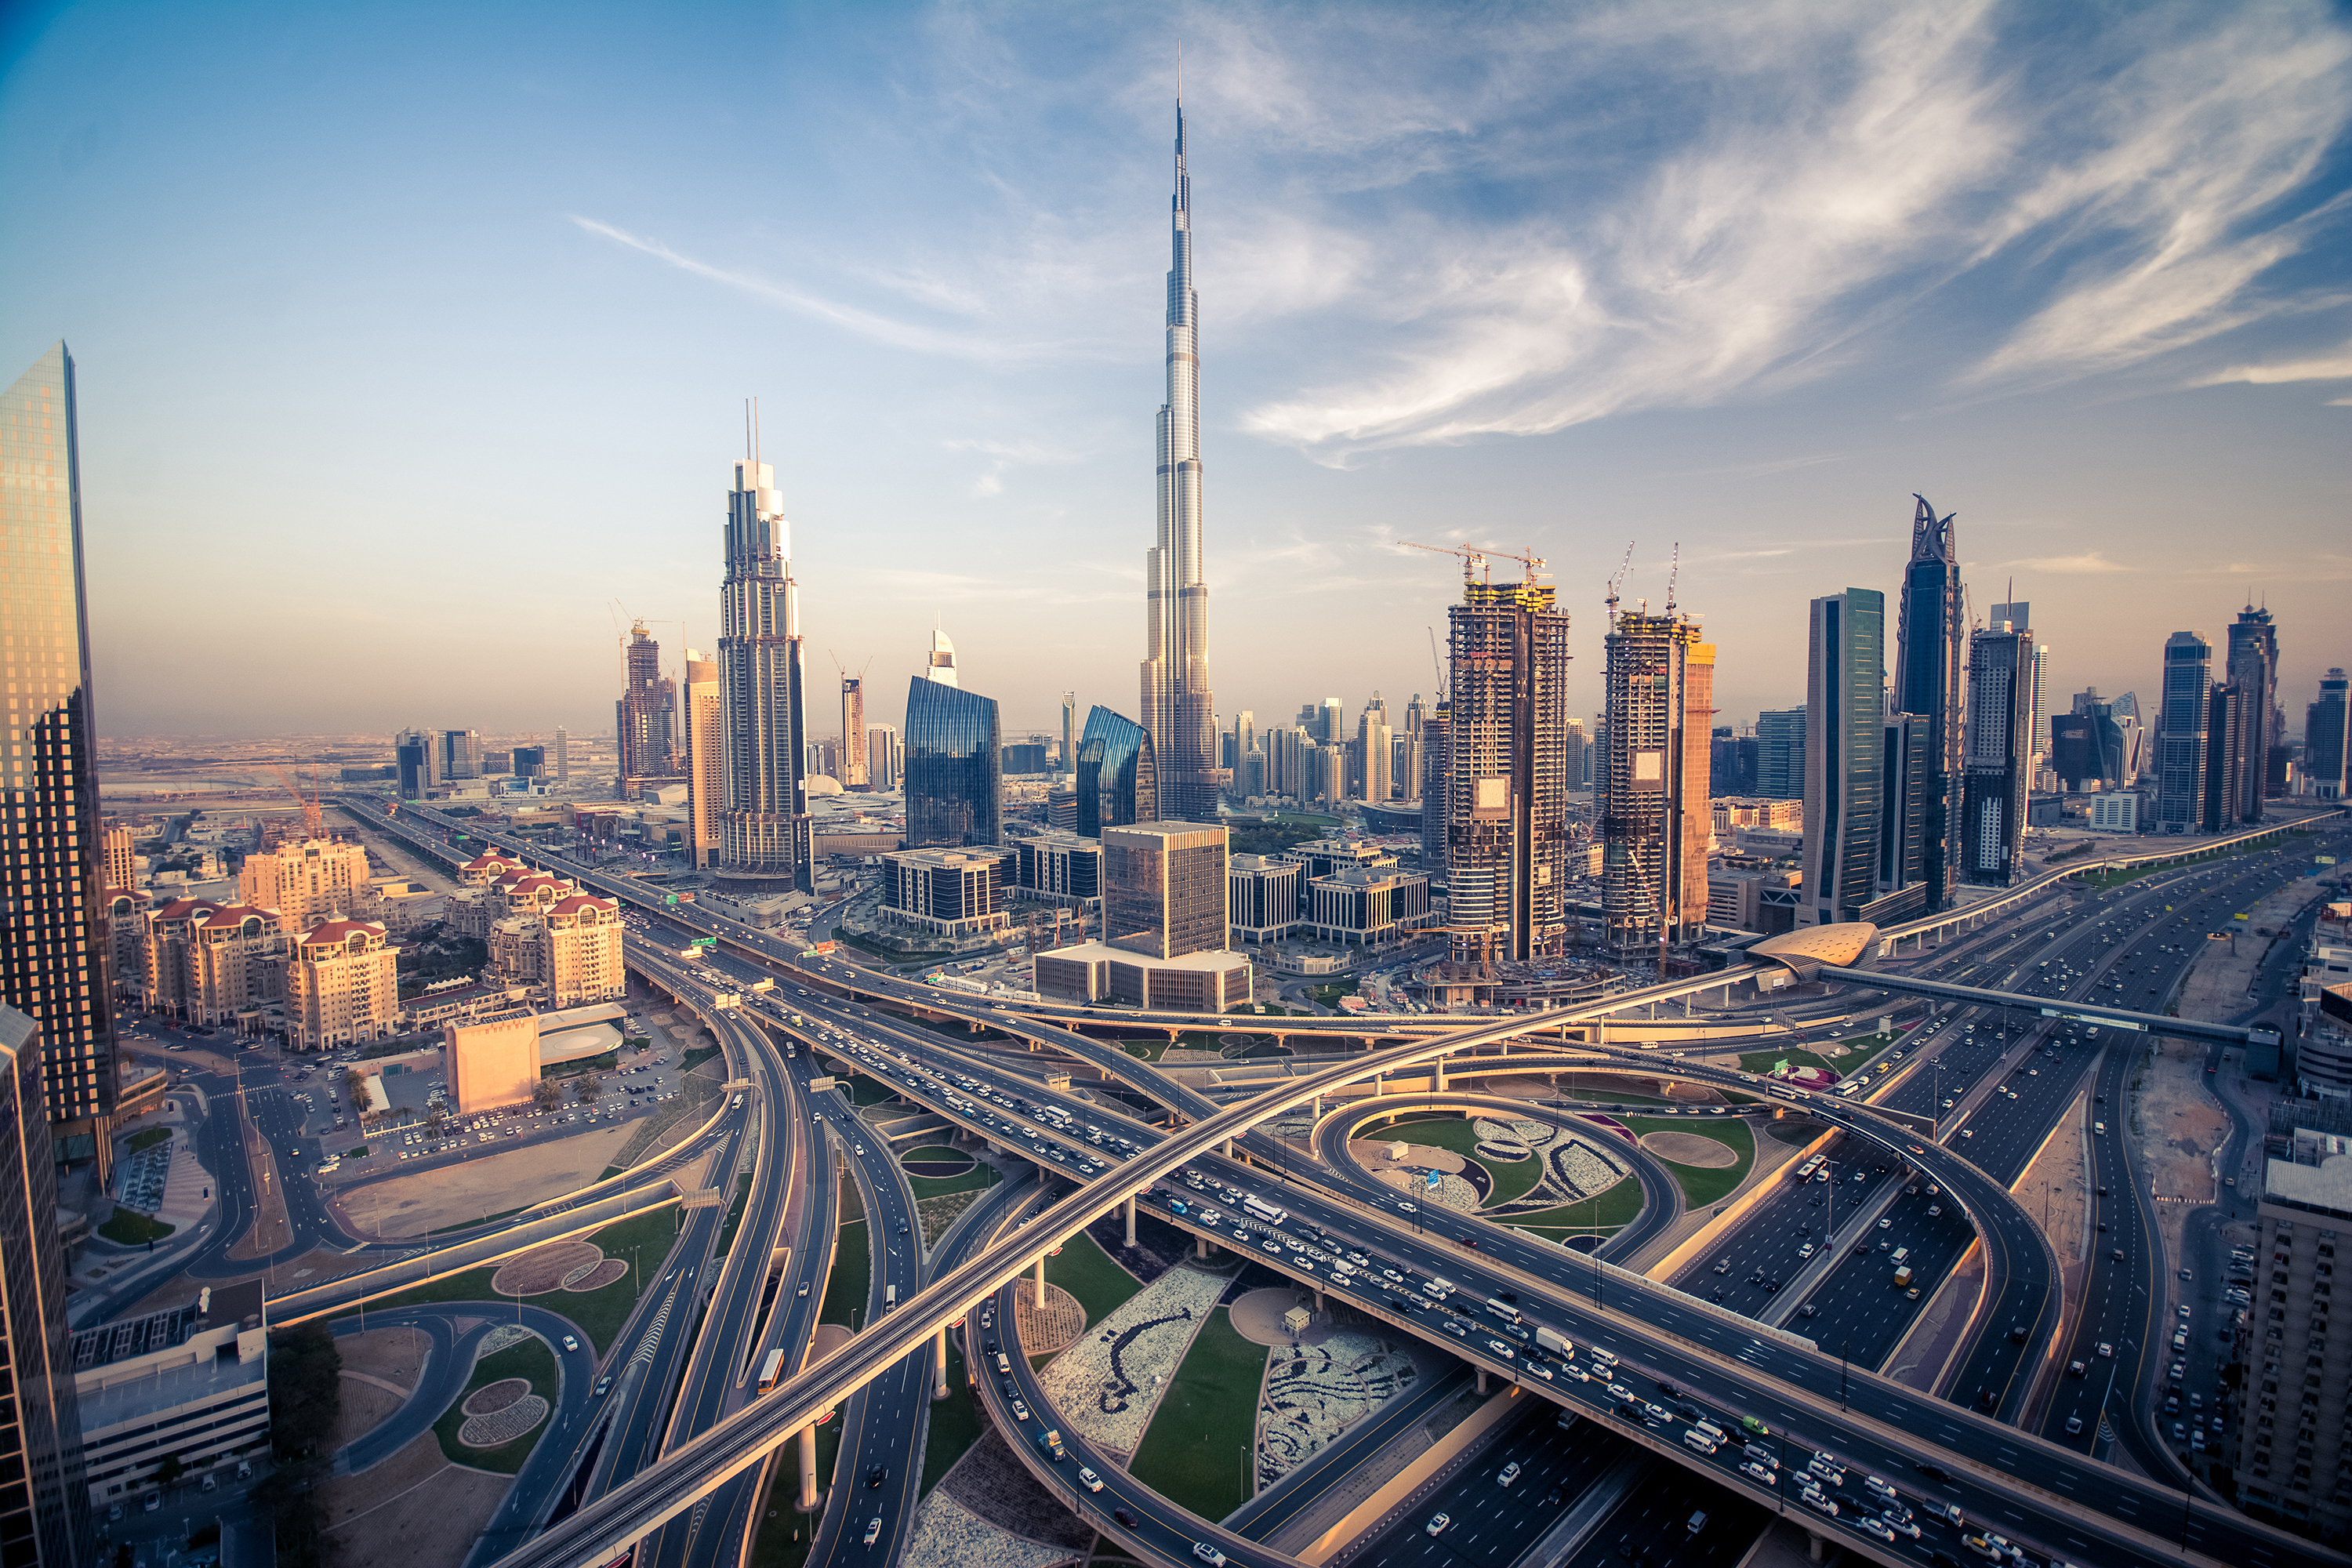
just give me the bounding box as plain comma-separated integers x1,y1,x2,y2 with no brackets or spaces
1140,101,1224,821
1076,705,1157,838
906,676,1001,848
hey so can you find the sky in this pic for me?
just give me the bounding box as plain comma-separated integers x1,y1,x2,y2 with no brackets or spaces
3,0,2349,748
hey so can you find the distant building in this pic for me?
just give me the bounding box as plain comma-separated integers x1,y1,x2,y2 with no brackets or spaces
1754,708,1806,800
926,627,960,688
2227,604,2282,804
1710,727,1758,797
238,837,372,932
284,921,400,1051
1599,604,1712,957
1713,798,1804,831
867,724,903,792
615,625,679,799
438,729,481,782
716,456,813,891
1960,615,2034,884
681,648,723,870
2307,668,2348,801
1103,821,1229,960
2156,631,2212,833
880,848,1014,939
1419,702,1449,871
554,725,570,784
840,677,869,789
1799,588,1886,927
2088,792,2143,833
395,728,430,797
906,676,1003,849
1356,693,1392,804
511,744,546,781
1002,741,1051,775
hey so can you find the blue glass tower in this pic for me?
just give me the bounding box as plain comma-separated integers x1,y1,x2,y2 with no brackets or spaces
1076,706,1157,839
906,676,1002,849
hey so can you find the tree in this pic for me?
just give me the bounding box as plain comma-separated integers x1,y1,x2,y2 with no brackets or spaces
267,1323,341,1462
425,1105,446,1139
575,1072,602,1106
154,1453,184,1486
532,1076,561,1112
342,1067,366,1105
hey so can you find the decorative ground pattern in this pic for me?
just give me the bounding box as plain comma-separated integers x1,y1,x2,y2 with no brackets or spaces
490,1240,603,1296
563,1258,629,1291
1036,1263,1229,1455
1013,1281,1086,1357
902,1486,1081,1568
1473,1115,1633,1217
463,1378,531,1416
458,1389,547,1448
1256,1329,1418,1486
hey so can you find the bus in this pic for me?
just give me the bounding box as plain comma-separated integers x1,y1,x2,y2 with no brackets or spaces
1485,1297,1523,1326
1768,1083,1812,1102
758,1348,788,1394
884,1285,898,1312
1242,1196,1289,1227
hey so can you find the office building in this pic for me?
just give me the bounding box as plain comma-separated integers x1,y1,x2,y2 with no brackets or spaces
1,343,118,1168
1895,494,1965,907
1059,692,1077,780
1755,708,1806,800
2158,631,2213,833
905,674,1002,849
511,745,546,782
1419,701,1450,872
1799,589,1885,927
0,1005,94,1568
238,837,372,932
1076,706,1156,838
554,725,570,785
438,728,481,783
1002,741,1051,775
1599,604,1714,959
880,848,1014,940
1013,833,1101,910
2307,670,2349,801
1033,942,1249,1012
445,1010,540,1116
868,724,902,793
1443,579,1573,970
1991,601,2049,766
682,648,723,869
840,676,869,789
395,728,430,798
1960,618,2035,884
1102,821,1229,960
716,454,813,890
1138,104,1226,822
2228,604,2282,805
1710,727,1757,798
2088,793,2141,832
1305,867,1432,947
2229,1129,2352,1537
1228,855,1303,945
73,1280,267,1512
2205,681,2257,832
284,920,400,1051
615,625,677,797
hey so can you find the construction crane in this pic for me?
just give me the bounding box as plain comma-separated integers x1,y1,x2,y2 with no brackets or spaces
1603,539,1637,615
1396,541,1549,585
1427,626,1445,688
268,764,324,841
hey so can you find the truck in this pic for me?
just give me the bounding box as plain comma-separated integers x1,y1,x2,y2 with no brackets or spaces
1535,1327,1575,1357
1893,1265,1914,1289
884,1285,898,1312
747,978,775,993
1036,1428,1067,1462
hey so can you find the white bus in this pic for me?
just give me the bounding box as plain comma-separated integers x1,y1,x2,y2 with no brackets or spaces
758,1348,788,1394
1242,1196,1289,1227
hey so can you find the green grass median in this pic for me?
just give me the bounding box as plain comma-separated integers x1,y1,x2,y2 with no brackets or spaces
433,1333,558,1474
1620,1116,1754,1207
1128,1305,1266,1522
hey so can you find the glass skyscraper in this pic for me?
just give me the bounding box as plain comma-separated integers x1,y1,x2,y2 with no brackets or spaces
0,343,117,1164
905,676,1001,849
0,1006,90,1568
1076,705,1156,838
1799,589,1883,926
717,455,812,889
2157,631,2212,833
1894,494,1964,909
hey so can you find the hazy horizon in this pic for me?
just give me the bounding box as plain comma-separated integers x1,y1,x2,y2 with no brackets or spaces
7,2,2348,750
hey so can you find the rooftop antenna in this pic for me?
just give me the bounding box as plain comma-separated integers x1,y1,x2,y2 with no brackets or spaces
743,399,751,461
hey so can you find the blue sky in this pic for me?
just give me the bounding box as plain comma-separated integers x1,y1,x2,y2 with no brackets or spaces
4,0,2348,746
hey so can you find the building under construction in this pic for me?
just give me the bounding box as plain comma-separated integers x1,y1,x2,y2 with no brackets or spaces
1598,604,1714,961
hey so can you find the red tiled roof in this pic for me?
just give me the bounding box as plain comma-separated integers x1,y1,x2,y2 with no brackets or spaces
299,920,386,946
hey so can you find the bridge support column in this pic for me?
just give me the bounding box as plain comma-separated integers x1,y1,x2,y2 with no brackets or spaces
1313,1289,1325,1313
1432,1052,1446,1092
1310,1093,1321,1120
1196,1234,1212,1261
796,1425,821,1512
1806,1532,1828,1563
1475,1368,1489,1395
1035,1256,1047,1307
1124,1195,1137,1247
933,1327,949,1399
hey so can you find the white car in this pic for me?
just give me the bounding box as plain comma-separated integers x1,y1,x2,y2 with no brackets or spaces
1192,1545,1228,1566
1425,1515,1451,1537
1077,1467,1104,1493
1497,1462,1522,1487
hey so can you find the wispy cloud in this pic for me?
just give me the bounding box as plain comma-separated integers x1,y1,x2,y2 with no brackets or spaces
2005,551,2132,575
2200,340,2352,385
943,436,1082,497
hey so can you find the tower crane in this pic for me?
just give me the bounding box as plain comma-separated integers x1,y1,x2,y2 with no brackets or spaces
268,763,324,841
1396,541,1549,583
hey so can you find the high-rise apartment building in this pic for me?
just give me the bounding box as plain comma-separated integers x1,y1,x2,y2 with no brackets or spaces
1755,708,1806,799
716,455,812,890
1799,589,1884,927
906,672,1001,849
102,820,135,895
238,837,372,932
1599,604,1713,959
1961,619,2035,884
867,724,902,793
1420,702,1449,870
1357,695,1392,804
1,343,118,1167
1443,579,1573,968
840,675,869,789
681,648,723,869
0,1005,93,1568
1076,706,1156,838
1102,822,1229,960
615,624,677,797
1399,695,1426,802
554,725,570,785
2205,681,2255,833
2158,631,2213,833
1138,104,1225,822
1895,495,1965,907
284,920,400,1051
2228,604,2282,805
2306,669,2348,800
1991,601,2048,770
2228,1134,2351,1537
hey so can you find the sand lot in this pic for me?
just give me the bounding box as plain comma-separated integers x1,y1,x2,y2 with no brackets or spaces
333,1125,635,1237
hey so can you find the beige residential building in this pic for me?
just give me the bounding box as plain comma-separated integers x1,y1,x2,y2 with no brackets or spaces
486,893,624,1007
447,870,579,938
102,818,136,893
456,851,535,886
683,648,724,869
285,920,400,1051
136,898,286,1025
238,837,372,932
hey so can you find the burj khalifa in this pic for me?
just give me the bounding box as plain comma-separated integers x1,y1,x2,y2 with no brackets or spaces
1140,101,1225,821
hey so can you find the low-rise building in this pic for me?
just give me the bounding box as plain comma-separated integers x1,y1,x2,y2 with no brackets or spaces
284,920,400,1051
880,848,1015,939
1303,866,1431,947
361,876,445,931
1710,797,1805,831
401,978,533,1033
2088,791,2143,833
72,1281,268,1507
1229,854,1303,945
446,1009,540,1115
1033,940,1251,1012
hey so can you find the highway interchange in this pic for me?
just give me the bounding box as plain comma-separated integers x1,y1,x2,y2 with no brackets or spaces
189,795,2345,1568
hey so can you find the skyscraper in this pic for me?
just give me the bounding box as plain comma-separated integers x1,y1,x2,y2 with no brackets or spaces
0,343,118,1164
1138,101,1223,821
1443,579,1573,969
394,728,429,800
1356,694,1392,804
926,628,958,688
1400,695,1426,803
1878,713,1931,913
1419,700,1450,871
1058,692,1076,780
1799,589,1884,927
1961,619,2034,884
1102,822,1229,960
1755,708,1806,799
1895,495,1964,908
716,454,812,890
866,724,902,793
0,1006,92,1568
1076,706,1156,838
1991,601,2048,773
614,624,677,799
2157,631,2212,833
554,725,569,785
1599,604,1714,956
905,667,1001,850
2226,604,2281,813
840,676,868,789
2306,669,2348,800
681,649,722,869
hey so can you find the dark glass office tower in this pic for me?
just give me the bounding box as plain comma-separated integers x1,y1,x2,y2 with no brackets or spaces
2307,669,2348,801
2223,604,2279,819
1799,589,1882,926
0,343,116,1170
1961,622,2034,884
1076,706,1156,838
905,676,1001,849
2157,631,2212,833
1894,494,1964,909
0,1006,90,1568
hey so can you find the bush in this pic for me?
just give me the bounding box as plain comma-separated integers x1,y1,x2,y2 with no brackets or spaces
268,1323,342,1461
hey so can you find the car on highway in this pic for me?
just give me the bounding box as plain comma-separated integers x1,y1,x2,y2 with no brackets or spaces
1497,1462,1522,1487
1192,1544,1228,1566
562,1335,579,1352
862,1519,882,1546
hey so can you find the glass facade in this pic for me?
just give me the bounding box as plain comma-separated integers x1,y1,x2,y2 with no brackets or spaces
1076,705,1156,838
906,677,1002,848
1103,823,1228,959
0,1007,90,1568
0,343,116,1149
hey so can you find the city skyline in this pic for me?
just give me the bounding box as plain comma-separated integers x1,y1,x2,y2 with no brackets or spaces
5,3,2349,746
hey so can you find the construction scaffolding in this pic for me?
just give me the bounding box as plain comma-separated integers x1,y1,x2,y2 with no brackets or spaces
1598,604,1715,964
